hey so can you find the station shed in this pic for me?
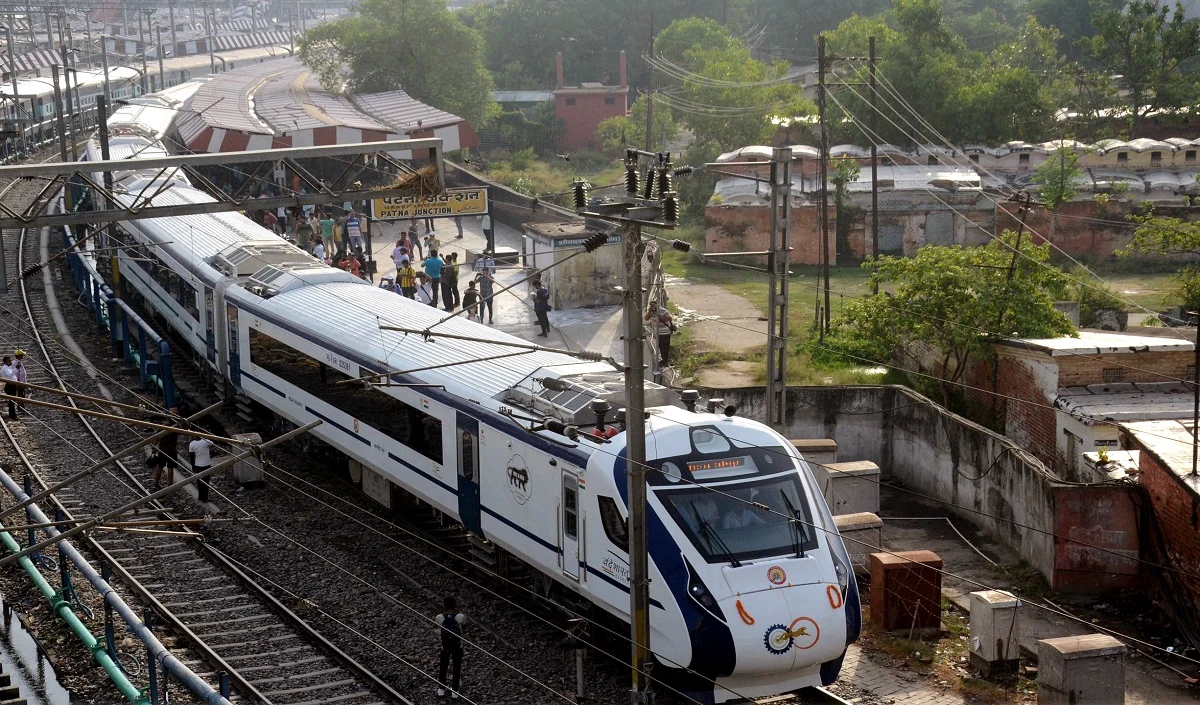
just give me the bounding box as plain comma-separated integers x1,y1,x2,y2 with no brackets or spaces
523,221,622,310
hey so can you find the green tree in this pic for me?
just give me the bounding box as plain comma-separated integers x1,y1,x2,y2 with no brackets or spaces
1121,215,1200,312
822,234,1074,406
1086,0,1200,130
823,13,897,55
1029,0,1124,59
1031,146,1083,239
595,95,677,156
299,0,496,127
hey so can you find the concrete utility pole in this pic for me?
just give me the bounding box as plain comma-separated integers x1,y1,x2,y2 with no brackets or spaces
623,218,651,705
168,0,177,49
156,25,165,90
869,36,879,295
50,63,68,162
817,34,831,338
137,11,148,94
643,8,654,152
765,147,792,429
99,33,110,110
206,5,216,74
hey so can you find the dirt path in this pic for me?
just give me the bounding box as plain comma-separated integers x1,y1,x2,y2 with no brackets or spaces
666,274,767,388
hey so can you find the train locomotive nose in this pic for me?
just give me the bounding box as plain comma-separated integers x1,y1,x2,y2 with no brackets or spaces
719,579,848,676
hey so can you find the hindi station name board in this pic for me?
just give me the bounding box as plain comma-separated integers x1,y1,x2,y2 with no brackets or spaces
372,187,489,220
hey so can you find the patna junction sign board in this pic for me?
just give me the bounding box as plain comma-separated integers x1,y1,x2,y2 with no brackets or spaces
372,187,489,220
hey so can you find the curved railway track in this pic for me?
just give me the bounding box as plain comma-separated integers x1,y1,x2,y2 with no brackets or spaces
0,173,409,705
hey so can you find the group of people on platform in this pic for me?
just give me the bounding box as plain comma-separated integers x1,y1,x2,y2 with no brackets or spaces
381,242,501,324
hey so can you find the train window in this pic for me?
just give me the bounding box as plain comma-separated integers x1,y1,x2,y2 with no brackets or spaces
247,327,444,464
167,272,180,298
182,281,199,319
155,265,172,290
597,496,627,551
563,482,578,539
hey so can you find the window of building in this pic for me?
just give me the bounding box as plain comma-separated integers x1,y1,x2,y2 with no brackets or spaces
1188,364,1196,380
597,496,628,551
1187,150,1197,164
1102,367,1125,383
248,328,443,463
1018,153,1030,165
1151,151,1163,164
565,97,576,106
604,96,615,105
1117,152,1128,163
927,155,937,165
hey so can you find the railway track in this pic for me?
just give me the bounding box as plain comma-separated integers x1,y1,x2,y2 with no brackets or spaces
0,174,409,705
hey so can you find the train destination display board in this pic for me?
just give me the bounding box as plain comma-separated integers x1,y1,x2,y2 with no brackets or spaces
372,187,489,220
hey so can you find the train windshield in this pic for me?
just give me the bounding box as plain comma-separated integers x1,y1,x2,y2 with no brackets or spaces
657,474,820,563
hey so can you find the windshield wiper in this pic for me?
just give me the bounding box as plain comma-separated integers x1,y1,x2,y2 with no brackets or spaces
690,501,741,567
780,490,807,558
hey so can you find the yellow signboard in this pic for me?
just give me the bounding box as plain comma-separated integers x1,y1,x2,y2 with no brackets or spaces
372,187,489,220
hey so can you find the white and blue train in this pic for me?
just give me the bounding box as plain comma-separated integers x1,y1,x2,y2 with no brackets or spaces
81,99,861,703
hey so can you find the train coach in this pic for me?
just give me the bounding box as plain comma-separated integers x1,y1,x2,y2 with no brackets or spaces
77,110,861,704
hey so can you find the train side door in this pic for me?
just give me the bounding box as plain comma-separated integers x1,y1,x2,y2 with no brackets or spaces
457,414,482,535
560,472,580,580
203,287,216,364
226,304,241,388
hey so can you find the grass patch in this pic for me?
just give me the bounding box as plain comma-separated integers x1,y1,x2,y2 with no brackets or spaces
474,152,625,203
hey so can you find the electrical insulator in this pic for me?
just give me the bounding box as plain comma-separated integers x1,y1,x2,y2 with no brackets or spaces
662,192,679,223
671,239,691,252
583,232,609,252
571,179,589,210
673,166,695,177
625,164,639,195
642,168,655,200
657,168,672,196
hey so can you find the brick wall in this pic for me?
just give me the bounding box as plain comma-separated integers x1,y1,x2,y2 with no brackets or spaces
1128,440,1200,608
964,352,1060,469
1057,351,1192,386
705,203,836,265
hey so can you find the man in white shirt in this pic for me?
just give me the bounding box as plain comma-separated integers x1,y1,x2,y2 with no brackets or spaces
313,241,326,263
0,356,16,420
188,436,214,503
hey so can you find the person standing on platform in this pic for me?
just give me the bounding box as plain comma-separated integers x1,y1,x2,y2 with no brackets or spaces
319,211,336,254
398,258,418,299
455,216,464,239
532,279,551,337
188,433,214,503
392,240,409,277
1,357,16,420
475,269,494,324
462,280,479,321
424,249,445,308
442,253,460,311
481,213,494,253
435,596,467,699
345,212,364,252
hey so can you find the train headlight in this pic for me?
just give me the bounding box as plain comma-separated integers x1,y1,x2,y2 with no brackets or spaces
831,542,852,596
685,561,725,620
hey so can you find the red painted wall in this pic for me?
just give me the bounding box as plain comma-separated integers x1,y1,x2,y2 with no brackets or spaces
1133,445,1200,606
1051,485,1141,592
555,91,627,151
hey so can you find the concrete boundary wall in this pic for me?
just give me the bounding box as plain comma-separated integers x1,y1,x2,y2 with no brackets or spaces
705,384,1140,593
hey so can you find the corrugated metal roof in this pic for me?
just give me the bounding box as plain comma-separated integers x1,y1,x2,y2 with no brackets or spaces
212,31,293,51
1,48,62,74
353,88,463,132
257,61,390,133
178,60,281,142
251,282,614,401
